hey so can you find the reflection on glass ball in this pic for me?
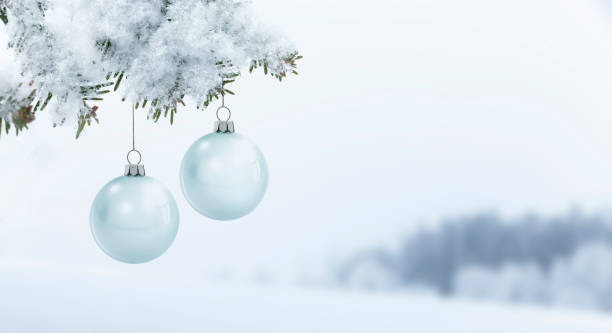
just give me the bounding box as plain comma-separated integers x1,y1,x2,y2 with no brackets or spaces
180,132,268,221
90,176,179,264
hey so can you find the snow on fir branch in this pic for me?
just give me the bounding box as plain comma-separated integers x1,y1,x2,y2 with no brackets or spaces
0,19,42,137
0,0,301,138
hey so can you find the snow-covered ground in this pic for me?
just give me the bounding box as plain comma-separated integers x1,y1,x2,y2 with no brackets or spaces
1,268,612,333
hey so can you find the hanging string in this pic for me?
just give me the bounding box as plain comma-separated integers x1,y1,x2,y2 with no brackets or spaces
126,103,142,165
216,82,232,121
132,103,135,151
221,85,225,108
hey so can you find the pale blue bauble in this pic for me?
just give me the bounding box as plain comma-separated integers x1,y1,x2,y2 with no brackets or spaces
180,132,268,221
90,176,179,264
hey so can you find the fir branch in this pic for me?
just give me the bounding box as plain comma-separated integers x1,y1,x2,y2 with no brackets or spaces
250,51,302,82
0,80,37,137
75,103,99,139
0,5,8,25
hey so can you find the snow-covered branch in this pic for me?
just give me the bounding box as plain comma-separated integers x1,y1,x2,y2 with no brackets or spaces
1,0,301,137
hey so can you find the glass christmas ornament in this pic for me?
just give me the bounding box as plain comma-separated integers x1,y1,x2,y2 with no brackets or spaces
180,106,268,221
90,105,179,264
90,161,179,264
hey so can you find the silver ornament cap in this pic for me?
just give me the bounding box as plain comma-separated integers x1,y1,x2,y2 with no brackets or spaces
124,163,146,177
213,120,235,133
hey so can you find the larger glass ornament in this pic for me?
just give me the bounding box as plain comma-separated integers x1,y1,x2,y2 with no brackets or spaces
90,164,179,264
180,118,268,221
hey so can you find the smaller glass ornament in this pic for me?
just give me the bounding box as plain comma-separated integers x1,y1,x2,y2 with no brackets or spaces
90,156,179,264
180,106,268,221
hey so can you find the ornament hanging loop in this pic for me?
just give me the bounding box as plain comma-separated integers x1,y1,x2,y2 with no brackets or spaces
127,149,142,165
216,105,232,121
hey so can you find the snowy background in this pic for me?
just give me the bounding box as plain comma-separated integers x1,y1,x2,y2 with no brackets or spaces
4,0,612,331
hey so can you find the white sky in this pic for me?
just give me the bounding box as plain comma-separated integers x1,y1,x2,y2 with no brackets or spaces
2,0,612,279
